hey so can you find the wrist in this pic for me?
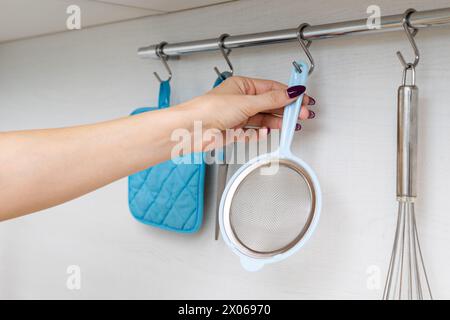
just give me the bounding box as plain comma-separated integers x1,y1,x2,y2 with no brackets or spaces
172,97,224,152
179,96,215,130
156,100,205,154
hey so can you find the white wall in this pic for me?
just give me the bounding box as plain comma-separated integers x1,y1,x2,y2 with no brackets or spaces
1,0,450,299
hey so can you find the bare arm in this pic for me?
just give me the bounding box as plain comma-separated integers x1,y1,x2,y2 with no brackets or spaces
0,108,194,219
0,76,313,221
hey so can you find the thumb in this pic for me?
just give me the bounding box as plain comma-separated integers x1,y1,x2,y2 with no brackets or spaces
245,85,306,115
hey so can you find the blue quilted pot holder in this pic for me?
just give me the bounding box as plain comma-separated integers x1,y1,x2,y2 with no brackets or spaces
128,80,205,233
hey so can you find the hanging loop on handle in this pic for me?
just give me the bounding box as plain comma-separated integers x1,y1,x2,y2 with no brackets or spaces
153,41,173,83
402,63,416,86
293,23,315,75
214,33,234,79
397,8,420,70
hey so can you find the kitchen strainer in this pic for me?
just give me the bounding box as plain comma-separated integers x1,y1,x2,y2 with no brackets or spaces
219,60,321,271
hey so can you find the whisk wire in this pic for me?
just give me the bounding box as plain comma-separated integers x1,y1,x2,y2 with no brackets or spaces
383,203,402,299
409,203,421,299
383,201,432,300
412,206,433,299
407,203,414,299
398,203,406,299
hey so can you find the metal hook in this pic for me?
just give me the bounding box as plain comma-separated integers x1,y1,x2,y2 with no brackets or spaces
214,33,234,79
397,8,420,69
293,23,315,75
153,41,172,83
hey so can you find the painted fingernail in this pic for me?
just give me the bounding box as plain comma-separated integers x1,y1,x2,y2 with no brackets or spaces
308,110,316,119
308,97,316,106
295,123,302,131
287,85,306,99
267,127,271,135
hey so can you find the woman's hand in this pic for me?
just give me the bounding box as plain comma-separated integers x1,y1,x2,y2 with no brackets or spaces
187,76,315,130
179,76,316,149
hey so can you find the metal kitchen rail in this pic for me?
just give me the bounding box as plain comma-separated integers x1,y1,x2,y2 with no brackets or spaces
137,7,450,59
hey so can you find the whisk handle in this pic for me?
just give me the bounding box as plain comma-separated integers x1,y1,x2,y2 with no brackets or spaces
397,83,418,200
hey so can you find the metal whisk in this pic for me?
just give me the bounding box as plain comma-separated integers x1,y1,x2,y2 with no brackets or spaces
383,199,432,299
383,9,432,300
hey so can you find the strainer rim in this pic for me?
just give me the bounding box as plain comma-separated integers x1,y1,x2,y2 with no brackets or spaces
220,153,320,260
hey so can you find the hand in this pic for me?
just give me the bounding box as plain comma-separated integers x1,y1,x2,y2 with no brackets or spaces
185,76,315,133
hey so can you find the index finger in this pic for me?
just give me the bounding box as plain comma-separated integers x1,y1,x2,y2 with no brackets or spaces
231,76,288,95
245,77,288,95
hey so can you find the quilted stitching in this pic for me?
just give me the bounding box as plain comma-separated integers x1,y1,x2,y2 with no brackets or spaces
160,169,198,223
140,165,178,222
129,149,204,231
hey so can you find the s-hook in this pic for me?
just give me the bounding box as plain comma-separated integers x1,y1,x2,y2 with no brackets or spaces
214,33,234,80
153,41,172,83
294,23,315,75
397,8,420,73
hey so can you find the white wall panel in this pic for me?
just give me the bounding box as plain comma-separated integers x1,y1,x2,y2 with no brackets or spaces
0,0,449,299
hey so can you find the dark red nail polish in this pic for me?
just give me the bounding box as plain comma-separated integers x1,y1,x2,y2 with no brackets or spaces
287,85,306,99
308,110,315,119
308,97,316,106
295,123,302,131
266,127,271,135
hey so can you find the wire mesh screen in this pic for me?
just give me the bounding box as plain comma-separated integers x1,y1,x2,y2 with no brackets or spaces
229,163,313,254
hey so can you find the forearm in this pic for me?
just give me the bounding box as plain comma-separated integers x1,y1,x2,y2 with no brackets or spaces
0,103,197,220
